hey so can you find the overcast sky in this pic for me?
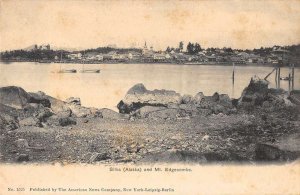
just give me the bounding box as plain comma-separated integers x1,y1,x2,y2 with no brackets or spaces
0,0,300,51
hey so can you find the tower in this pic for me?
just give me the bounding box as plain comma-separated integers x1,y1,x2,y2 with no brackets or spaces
143,41,149,55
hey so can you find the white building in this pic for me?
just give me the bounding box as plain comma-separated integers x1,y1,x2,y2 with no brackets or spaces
67,53,82,60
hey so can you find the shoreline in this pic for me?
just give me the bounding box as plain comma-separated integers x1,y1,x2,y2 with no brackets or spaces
0,60,296,68
0,78,299,164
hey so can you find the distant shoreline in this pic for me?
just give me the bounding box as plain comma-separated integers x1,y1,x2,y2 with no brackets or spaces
0,60,296,68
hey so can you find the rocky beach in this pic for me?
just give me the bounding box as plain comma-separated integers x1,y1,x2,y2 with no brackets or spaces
0,76,299,164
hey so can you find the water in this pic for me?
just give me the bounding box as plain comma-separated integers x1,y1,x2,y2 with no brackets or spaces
0,62,299,111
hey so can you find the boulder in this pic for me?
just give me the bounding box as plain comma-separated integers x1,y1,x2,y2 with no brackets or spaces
193,92,205,104
117,84,182,114
35,107,54,121
68,104,91,118
22,103,53,121
182,94,193,104
0,104,19,131
47,96,71,114
28,92,51,108
65,97,81,106
238,76,269,106
211,92,220,102
89,108,103,118
0,103,19,117
288,90,300,105
0,113,19,131
28,91,70,115
219,94,232,107
255,143,298,162
0,86,31,109
56,109,72,118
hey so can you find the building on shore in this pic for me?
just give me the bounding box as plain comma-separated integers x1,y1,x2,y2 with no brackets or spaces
67,52,82,60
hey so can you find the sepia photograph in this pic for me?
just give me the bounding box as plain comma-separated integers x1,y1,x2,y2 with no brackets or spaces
0,0,299,194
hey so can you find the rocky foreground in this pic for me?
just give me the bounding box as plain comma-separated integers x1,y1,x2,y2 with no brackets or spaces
0,76,299,164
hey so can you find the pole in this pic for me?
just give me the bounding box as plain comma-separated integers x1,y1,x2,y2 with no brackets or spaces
264,68,276,80
288,64,291,94
292,64,295,91
232,62,235,84
275,67,278,88
277,67,281,88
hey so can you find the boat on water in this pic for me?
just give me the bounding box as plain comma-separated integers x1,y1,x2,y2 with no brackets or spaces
80,69,100,73
280,76,290,81
80,63,100,73
58,69,77,73
56,53,77,73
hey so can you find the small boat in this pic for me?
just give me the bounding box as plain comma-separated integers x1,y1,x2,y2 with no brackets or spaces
80,64,100,73
58,69,77,73
80,69,100,73
56,52,77,73
280,76,290,81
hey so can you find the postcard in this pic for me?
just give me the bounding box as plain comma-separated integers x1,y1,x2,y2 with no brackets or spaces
0,0,299,194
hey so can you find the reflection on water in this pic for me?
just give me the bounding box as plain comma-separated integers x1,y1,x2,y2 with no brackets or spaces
0,62,299,111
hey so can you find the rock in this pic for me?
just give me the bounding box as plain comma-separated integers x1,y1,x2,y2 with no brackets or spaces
68,104,91,118
219,94,232,107
15,139,29,148
289,90,300,105
127,144,138,153
136,106,166,118
255,143,298,162
90,108,103,118
212,92,220,102
146,108,181,120
99,108,128,120
28,92,51,108
19,117,41,127
117,84,182,114
65,97,81,105
193,92,205,104
182,94,193,104
46,95,71,115
16,154,29,162
0,86,31,109
0,103,19,117
0,112,19,131
89,152,111,163
238,76,269,106
202,135,210,141
56,109,72,118
58,117,76,126
28,91,71,116
22,103,54,122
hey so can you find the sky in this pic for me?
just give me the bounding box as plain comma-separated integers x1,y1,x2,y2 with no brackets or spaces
0,0,300,51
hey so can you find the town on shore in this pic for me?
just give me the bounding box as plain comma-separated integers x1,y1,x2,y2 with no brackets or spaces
1,42,300,66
